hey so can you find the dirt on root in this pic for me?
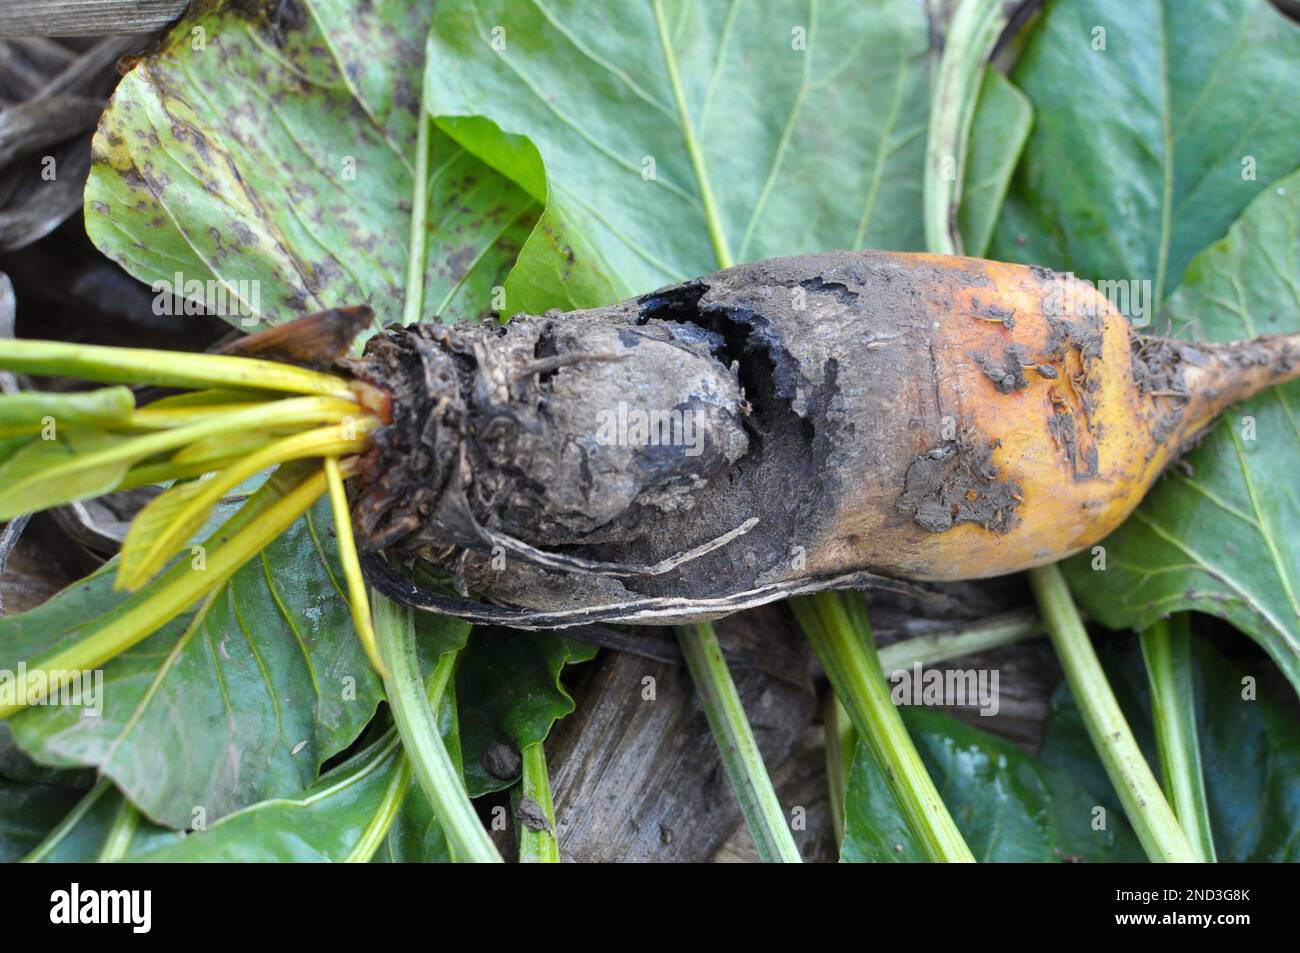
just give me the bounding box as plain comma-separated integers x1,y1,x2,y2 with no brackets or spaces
1129,334,1194,447
895,425,1022,534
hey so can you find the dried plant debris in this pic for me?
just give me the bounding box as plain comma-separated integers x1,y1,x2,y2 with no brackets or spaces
0,36,148,251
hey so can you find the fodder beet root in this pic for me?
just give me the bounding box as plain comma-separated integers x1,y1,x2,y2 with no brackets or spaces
349,250,1299,627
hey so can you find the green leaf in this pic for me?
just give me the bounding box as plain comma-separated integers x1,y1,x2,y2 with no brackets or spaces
428,0,936,309
0,778,85,862
989,0,1300,309
0,722,90,786
841,707,1146,862
134,699,459,863
126,733,407,862
1063,169,1300,691
20,780,182,862
0,387,135,436
1040,629,1300,862
456,627,597,796
0,434,32,463
0,430,138,521
85,0,536,334
3,499,384,829
30,712,456,864
958,71,1032,258
32,631,469,862
129,619,470,861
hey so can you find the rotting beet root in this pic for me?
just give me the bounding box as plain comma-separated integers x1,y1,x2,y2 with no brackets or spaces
341,250,1299,629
